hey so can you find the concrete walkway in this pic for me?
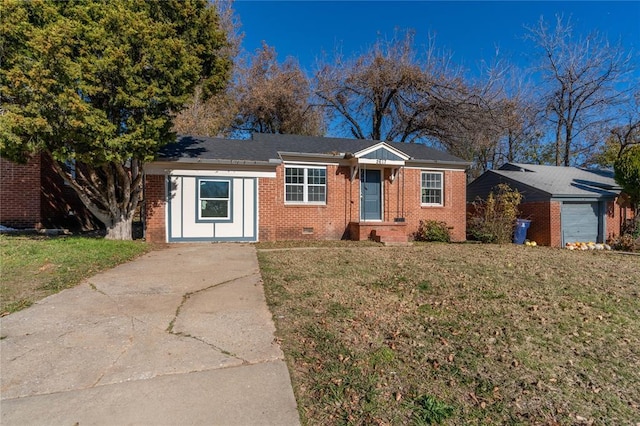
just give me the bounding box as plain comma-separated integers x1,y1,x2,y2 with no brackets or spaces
0,244,300,425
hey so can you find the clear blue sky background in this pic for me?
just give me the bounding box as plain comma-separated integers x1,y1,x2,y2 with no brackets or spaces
233,1,640,77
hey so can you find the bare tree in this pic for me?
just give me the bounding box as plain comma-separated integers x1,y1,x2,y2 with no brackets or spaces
590,90,640,166
314,30,515,177
526,15,634,166
315,31,469,143
478,60,543,169
233,43,324,136
173,85,238,137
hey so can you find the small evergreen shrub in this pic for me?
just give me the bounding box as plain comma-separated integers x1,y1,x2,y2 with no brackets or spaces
415,220,451,242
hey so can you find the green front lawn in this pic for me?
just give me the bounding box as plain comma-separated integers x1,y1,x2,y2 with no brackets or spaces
0,235,150,314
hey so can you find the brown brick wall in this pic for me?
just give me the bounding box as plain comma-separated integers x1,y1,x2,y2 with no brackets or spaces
259,165,355,241
398,168,467,242
259,165,468,242
0,156,42,229
144,174,166,243
518,201,562,247
605,198,634,241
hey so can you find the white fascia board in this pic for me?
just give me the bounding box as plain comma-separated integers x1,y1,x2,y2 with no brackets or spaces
278,151,343,164
404,165,468,172
404,160,470,170
169,169,276,178
282,160,341,166
357,158,406,166
145,161,277,177
353,142,411,160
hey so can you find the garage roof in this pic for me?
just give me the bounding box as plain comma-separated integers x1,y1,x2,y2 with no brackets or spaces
468,163,623,202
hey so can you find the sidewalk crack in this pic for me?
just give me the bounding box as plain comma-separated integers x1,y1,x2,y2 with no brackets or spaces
91,317,135,387
165,274,254,362
171,331,249,364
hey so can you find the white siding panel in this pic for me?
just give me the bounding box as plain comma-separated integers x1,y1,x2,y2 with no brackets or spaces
180,177,211,238
169,176,183,239
243,179,255,238
183,221,215,238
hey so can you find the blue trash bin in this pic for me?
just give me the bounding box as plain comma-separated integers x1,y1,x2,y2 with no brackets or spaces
513,219,531,244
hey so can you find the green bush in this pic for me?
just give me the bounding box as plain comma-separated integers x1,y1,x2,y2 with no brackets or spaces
468,183,522,244
415,220,451,242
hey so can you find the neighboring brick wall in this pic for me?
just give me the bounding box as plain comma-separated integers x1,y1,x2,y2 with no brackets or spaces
605,198,634,241
144,174,166,243
518,201,562,247
258,165,468,242
466,200,562,247
0,156,42,229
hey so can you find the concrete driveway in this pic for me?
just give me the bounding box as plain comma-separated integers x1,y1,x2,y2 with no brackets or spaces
0,243,300,425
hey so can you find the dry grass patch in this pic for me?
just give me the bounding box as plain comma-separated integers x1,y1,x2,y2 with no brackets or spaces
258,243,640,425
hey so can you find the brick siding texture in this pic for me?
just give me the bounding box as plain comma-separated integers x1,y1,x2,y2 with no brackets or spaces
606,198,634,241
1,156,42,229
144,174,166,243
518,201,562,247
399,168,467,242
259,165,468,242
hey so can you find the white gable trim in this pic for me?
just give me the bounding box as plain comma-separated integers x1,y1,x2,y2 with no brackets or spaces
353,142,411,161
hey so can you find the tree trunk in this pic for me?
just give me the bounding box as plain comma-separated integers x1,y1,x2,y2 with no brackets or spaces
47,152,142,241
105,214,133,240
554,121,563,166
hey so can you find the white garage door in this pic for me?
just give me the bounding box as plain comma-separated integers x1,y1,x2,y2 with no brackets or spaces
561,202,599,245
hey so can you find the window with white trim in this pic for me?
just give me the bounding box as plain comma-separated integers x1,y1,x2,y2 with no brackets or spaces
421,172,443,206
285,166,326,204
199,179,230,219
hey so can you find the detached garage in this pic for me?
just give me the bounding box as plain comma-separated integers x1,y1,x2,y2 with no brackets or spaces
467,163,633,247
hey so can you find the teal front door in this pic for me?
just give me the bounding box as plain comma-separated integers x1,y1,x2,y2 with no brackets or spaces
360,169,382,221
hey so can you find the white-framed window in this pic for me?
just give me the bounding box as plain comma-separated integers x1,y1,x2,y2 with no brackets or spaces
198,179,231,220
285,166,326,204
421,171,443,206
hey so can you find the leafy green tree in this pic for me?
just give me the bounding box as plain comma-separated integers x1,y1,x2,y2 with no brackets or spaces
1,0,230,239
614,146,640,231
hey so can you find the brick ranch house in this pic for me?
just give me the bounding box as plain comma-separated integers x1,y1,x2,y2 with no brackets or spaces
467,163,634,247
0,154,97,231
144,133,470,243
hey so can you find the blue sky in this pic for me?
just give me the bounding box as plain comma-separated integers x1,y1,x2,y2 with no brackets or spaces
233,1,640,76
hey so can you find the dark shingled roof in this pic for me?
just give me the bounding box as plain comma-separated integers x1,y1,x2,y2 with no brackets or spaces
467,162,622,202
158,133,468,165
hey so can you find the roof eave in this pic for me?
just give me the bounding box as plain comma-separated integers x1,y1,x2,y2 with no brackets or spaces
154,157,281,167
407,159,471,168
277,151,344,160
